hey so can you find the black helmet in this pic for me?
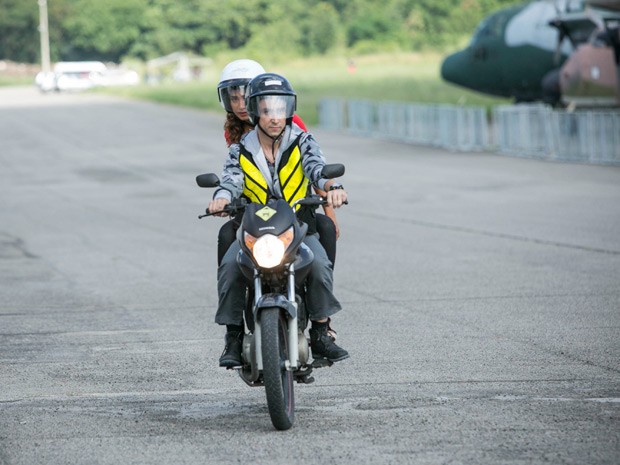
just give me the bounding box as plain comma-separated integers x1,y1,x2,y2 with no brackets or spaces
246,73,297,124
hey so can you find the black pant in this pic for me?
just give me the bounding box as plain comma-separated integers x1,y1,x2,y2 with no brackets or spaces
217,213,337,268
315,213,337,269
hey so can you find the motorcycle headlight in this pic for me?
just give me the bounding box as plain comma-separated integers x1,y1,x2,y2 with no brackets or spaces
244,227,294,269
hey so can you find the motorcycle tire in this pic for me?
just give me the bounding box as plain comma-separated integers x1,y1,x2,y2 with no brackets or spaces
261,307,295,430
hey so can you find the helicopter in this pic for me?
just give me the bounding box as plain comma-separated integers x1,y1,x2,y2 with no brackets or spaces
440,0,620,107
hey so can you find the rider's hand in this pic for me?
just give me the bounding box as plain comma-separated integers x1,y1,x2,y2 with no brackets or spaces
208,198,231,217
326,188,347,209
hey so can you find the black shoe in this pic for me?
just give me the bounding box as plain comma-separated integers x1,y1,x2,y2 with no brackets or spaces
219,331,243,368
309,326,349,362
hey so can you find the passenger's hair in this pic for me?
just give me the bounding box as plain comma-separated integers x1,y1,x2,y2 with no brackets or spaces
224,112,252,145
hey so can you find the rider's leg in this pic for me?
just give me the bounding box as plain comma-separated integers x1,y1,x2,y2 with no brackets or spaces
215,241,245,367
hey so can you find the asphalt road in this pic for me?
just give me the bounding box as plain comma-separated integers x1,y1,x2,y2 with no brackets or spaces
1,86,619,465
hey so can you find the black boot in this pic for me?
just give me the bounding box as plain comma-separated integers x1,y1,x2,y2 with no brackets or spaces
219,330,243,368
309,323,349,362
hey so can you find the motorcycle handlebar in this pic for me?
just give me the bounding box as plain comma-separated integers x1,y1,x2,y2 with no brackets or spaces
199,195,347,219
293,195,348,209
294,196,326,208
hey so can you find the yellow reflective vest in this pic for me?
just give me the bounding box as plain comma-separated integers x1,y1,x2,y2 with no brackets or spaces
238,135,309,209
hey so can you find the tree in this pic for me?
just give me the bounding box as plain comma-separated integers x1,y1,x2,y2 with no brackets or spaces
61,0,146,61
300,2,340,55
0,0,529,63
0,0,39,62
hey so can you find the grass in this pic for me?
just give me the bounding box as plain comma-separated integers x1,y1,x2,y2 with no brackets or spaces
103,52,510,125
0,76,33,86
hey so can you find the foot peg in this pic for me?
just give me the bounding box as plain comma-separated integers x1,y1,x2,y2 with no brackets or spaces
311,357,334,368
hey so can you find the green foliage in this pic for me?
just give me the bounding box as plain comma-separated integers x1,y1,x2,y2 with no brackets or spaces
0,0,526,63
62,0,145,60
300,2,340,55
0,0,39,63
347,15,393,47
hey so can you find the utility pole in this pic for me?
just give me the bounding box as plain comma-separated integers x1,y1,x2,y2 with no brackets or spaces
38,0,51,73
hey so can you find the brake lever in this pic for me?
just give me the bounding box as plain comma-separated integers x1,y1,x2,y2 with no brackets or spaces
198,208,230,219
198,210,214,219
198,198,247,219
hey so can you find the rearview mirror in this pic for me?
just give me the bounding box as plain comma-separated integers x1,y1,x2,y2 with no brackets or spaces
321,163,345,179
196,173,220,188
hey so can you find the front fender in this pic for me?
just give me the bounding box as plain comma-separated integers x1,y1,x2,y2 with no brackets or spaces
254,293,297,321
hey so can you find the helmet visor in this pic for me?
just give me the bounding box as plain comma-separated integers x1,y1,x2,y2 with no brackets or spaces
218,80,250,112
250,95,296,121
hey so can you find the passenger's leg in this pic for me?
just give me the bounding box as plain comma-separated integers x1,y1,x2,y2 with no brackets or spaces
217,220,237,266
315,213,337,268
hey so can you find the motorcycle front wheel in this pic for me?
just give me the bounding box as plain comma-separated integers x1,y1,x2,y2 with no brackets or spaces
261,307,295,430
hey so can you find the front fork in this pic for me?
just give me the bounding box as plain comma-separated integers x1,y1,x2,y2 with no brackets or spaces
253,264,299,372
286,264,299,370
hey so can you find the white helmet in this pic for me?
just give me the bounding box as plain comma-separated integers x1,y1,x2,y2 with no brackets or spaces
217,59,266,112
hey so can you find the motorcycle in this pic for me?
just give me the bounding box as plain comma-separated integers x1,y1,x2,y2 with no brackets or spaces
196,164,345,431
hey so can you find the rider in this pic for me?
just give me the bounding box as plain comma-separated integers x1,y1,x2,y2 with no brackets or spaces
208,73,349,368
216,59,339,267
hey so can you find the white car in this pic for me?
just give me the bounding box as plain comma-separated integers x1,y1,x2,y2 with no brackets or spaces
34,71,56,92
35,61,139,92
90,69,140,87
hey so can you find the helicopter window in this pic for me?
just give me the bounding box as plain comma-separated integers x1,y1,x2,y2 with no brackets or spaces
473,47,488,61
471,11,509,43
472,18,491,41
489,12,509,37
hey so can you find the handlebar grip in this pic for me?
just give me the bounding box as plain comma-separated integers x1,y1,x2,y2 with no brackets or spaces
198,198,248,219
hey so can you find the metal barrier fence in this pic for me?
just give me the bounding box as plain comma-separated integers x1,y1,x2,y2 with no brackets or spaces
319,99,488,151
493,104,620,164
318,99,620,165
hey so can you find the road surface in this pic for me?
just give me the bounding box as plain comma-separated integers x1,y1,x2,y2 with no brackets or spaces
1,86,619,464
